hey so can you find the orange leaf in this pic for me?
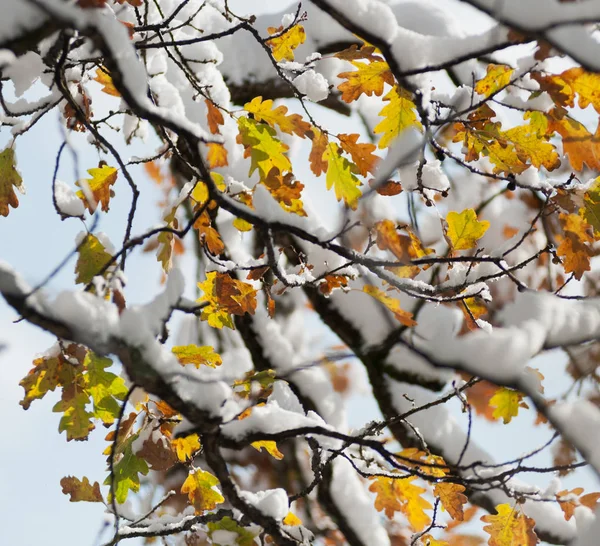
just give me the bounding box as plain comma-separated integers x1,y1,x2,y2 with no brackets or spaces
434,483,468,521
308,127,329,176
205,100,224,134
338,133,379,176
338,60,394,103
262,167,306,216
60,476,103,502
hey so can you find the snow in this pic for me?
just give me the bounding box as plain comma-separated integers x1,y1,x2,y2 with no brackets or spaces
292,69,330,102
330,457,391,546
221,399,327,439
54,180,85,218
550,401,600,474
240,488,289,520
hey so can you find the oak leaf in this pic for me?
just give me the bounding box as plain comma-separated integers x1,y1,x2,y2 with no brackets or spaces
251,440,284,460
60,476,103,502
323,142,362,209
181,468,225,514
172,434,201,462
481,504,539,546
76,164,118,213
369,475,432,531
374,86,422,149
171,345,222,368
308,127,329,176
105,434,150,503
206,143,228,168
53,383,95,441
548,115,600,172
557,488,600,521
244,96,311,138
266,24,306,62
85,352,128,425
75,234,113,284
93,67,120,96
434,483,468,521
481,504,538,546
237,117,291,180
475,64,514,98
263,167,306,216
205,99,224,134
207,517,257,546
338,60,394,103
338,133,379,176
363,285,416,327
0,147,25,217
490,387,528,424
197,271,258,329
445,209,490,251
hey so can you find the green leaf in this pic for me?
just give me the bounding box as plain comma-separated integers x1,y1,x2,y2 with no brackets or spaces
207,517,258,546
104,434,149,504
75,234,113,285
85,353,128,425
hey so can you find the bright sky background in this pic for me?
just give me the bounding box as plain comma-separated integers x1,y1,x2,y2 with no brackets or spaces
0,1,596,545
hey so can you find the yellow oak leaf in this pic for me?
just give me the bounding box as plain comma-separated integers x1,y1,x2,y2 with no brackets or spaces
369,475,432,531
244,96,311,137
434,482,468,521
155,207,179,273
237,116,291,180
445,209,490,251
481,504,538,546
560,68,600,114
206,143,228,168
475,64,514,98
60,476,103,502
93,67,120,96
323,142,362,209
337,60,394,103
501,112,561,172
581,177,600,235
75,234,113,284
171,345,222,368
251,440,284,460
374,86,422,149
338,133,379,176
0,147,24,217
171,433,201,462
363,285,416,327
266,24,306,62
181,468,225,514
490,387,528,424
76,164,118,213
